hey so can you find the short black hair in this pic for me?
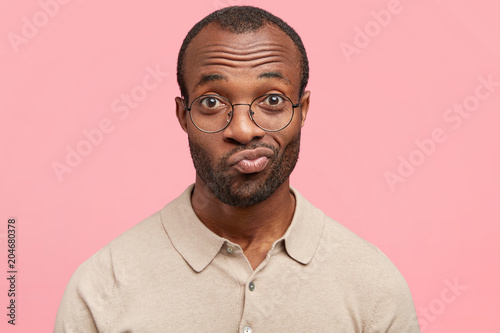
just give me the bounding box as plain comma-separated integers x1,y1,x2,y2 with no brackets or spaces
176,6,309,103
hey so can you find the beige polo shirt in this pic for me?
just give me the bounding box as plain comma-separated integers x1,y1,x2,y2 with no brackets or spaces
55,184,420,332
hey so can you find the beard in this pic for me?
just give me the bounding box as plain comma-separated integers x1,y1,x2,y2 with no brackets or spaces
188,132,301,207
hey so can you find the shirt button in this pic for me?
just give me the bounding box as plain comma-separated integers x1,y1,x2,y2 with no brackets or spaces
242,326,252,333
227,247,234,253
248,282,255,291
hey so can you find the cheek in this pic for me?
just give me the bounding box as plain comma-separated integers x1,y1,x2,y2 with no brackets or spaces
188,133,222,160
274,122,302,148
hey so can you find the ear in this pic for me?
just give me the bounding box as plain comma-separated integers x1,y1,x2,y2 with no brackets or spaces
298,90,310,127
175,97,189,133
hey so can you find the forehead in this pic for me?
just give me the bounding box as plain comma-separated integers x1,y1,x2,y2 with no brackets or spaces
183,23,302,97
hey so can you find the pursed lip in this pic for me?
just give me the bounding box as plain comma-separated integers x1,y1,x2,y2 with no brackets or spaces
227,147,275,166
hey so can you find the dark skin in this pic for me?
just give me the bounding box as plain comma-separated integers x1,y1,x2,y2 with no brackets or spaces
175,23,311,270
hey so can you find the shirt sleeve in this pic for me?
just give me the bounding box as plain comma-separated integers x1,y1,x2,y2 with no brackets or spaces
54,248,116,333
367,249,421,333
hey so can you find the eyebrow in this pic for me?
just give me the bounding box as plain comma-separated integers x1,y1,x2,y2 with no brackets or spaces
195,74,227,89
257,71,291,84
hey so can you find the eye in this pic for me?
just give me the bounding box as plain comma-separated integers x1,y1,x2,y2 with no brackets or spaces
199,96,225,109
264,94,284,106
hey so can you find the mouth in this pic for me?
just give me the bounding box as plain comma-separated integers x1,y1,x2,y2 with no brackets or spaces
227,147,274,174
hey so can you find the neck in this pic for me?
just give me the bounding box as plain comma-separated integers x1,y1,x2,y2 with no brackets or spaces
191,175,295,266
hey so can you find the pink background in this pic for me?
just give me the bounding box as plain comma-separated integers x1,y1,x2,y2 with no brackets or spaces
1,0,499,331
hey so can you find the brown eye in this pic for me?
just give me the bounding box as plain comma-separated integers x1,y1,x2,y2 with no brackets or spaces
264,94,284,106
201,97,221,108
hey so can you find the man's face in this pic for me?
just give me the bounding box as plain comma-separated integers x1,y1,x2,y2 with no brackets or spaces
176,23,310,207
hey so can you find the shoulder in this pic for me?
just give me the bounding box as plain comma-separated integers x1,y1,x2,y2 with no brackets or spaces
315,210,420,332
318,212,408,288
291,187,397,274
63,185,194,297
67,209,164,288
322,214,390,264
55,210,167,332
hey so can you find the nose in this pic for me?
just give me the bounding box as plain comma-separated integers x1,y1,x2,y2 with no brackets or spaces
222,104,265,145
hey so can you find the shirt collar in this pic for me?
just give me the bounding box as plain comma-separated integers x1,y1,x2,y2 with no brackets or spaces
283,186,325,265
160,184,325,272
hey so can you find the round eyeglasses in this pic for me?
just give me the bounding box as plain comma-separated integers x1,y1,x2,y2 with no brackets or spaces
184,93,300,133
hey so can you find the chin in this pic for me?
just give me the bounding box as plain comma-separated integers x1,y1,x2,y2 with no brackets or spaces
210,172,287,208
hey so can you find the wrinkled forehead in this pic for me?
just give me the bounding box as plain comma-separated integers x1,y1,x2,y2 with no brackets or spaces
182,23,302,97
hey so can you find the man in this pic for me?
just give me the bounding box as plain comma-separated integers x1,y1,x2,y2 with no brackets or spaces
55,6,420,332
